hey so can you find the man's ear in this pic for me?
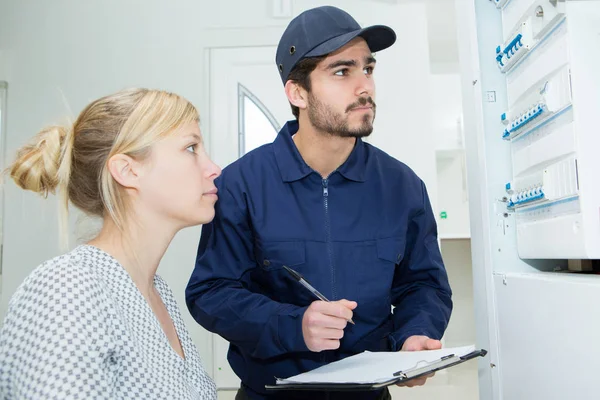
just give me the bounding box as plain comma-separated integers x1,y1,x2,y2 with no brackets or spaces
285,80,308,111
107,153,142,189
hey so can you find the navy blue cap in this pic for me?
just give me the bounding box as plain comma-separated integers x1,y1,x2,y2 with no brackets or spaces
276,6,396,84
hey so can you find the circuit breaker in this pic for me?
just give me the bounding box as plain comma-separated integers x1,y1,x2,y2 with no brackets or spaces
491,0,600,259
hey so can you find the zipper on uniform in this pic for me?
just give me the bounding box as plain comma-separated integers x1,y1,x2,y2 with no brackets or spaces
322,178,336,300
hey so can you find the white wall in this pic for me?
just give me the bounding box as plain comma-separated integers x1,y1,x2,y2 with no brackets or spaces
430,74,463,152
437,156,470,238
440,239,475,347
431,73,471,239
0,0,436,375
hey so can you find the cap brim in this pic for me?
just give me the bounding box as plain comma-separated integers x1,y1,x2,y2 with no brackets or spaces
305,25,396,58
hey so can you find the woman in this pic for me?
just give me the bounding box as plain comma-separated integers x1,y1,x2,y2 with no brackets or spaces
0,89,220,399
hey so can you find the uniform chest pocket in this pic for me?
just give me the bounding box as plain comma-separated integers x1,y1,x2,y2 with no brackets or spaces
339,236,406,304
376,236,407,265
341,236,406,275
254,240,306,271
252,240,312,305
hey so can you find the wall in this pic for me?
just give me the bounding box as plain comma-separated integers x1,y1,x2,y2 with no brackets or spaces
437,156,470,238
440,239,475,347
0,0,436,376
431,73,471,238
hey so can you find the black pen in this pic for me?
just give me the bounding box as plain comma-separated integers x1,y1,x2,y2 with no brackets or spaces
283,265,355,325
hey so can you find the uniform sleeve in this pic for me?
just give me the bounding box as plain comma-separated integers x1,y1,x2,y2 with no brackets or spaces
186,179,309,360
388,180,453,351
0,259,121,399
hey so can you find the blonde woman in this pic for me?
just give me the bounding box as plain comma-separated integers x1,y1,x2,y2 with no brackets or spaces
0,89,219,399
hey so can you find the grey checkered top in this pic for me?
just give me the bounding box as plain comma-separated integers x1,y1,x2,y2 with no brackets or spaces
0,245,217,399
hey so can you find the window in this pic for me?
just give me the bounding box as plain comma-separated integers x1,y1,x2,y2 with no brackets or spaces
238,84,280,157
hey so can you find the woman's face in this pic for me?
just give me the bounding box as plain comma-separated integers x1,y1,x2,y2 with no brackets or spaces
137,121,221,228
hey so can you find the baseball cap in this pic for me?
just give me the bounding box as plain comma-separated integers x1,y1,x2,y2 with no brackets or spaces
276,6,397,84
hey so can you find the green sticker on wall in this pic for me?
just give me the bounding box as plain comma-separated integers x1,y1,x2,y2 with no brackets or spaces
440,211,448,219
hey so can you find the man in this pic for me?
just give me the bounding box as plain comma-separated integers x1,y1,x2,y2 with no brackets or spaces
186,6,452,400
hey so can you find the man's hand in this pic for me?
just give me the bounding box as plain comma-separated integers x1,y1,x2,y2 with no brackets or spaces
397,335,442,387
401,335,442,352
302,299,357,352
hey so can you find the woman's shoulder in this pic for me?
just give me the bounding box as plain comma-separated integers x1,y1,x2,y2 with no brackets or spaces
9,245,108,309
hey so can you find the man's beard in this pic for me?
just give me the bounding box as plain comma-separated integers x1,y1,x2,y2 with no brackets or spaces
307,93,376,138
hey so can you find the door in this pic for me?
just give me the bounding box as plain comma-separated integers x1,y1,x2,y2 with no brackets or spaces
207,46,292,389
209,46,291,168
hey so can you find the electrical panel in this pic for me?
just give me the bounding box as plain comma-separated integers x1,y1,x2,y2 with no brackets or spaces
492,0,600,259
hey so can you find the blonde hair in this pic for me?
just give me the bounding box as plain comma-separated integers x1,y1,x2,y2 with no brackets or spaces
9,88,199,231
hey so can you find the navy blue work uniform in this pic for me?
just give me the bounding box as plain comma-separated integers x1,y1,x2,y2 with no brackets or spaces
186,120,453,399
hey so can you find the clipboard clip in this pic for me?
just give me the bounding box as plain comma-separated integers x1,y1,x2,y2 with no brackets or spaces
393,354,457,378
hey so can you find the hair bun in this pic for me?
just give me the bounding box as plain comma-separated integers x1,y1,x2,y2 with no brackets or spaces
10,125,72,196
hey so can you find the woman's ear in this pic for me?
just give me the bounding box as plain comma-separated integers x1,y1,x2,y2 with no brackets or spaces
285,80,308,112
107,154,141,189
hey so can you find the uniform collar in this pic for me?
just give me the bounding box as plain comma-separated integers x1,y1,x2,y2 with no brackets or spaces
273,120,367,183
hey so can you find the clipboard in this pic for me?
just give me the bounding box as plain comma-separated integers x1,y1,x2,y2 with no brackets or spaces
265,347,487,391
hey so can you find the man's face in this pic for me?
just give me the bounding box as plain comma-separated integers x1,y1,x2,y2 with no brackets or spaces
306,37,377,138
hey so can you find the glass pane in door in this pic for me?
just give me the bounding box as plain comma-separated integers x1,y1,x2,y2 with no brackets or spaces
238,84,280,157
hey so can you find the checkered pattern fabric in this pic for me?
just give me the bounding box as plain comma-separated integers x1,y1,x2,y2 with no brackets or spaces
0,245,216,399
